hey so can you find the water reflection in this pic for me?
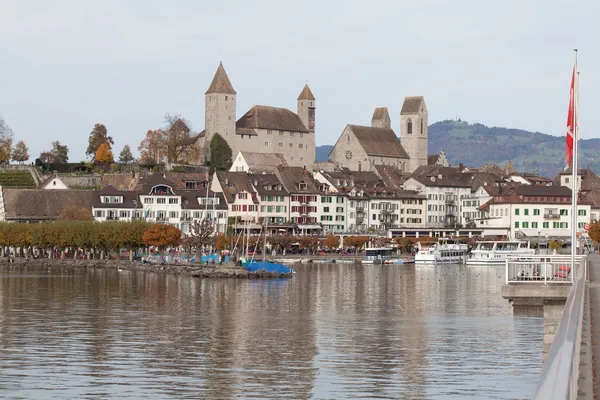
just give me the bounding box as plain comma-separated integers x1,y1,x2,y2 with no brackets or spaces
0,264,540,399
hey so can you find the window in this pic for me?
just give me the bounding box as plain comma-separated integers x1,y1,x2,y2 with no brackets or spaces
267,130,272,135
543,222,549,228
95,210,103,218
168,198,178,204
185,181,197,189
522,222,529,228
534,209,540,216
407,119,412,134
566,177,570,183
515,208,520,216
289,143,293,148
169,211,178,218
279,131,283,136
324,207,330,212
144,198,154,204
290,132,294,137
524,209,529,216
278,142,283,147
265,141,269,147
238,193,248,199
579,209,587,216
532,222,538,228
300,133,303,138
560,209,568,216
157,198,166,204
298,143,303,149
515,221,519,228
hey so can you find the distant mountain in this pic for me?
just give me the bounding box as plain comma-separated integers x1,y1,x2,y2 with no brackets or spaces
315,145,333,162
428,120,600,178
314,120,599,178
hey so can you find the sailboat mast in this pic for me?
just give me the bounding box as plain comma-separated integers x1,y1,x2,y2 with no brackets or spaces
570,48,578,271
263,218,268,261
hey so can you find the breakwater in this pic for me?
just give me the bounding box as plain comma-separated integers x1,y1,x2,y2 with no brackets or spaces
0,258,291,279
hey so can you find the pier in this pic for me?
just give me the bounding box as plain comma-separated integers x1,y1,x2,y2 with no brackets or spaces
502,254,600,399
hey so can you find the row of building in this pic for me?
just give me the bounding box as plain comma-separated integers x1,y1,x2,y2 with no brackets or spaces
2,158,600,241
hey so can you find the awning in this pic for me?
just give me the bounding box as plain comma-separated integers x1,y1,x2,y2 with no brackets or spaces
520,229,572,238
297,224,322,230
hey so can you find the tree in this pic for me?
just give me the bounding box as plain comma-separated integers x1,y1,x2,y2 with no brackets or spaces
324,235,340,249
11,140,29,164
186,219,216,261
118,145,135,164
87,123,113,159
39,141,69,164
142,224,181,260
95,142,114,165
0,115,14,164
589,222,600,244
395,237,415,254
344,236,370,253
210,133,232,172
138,129,166,164
58,206,93,221
163,113,195,163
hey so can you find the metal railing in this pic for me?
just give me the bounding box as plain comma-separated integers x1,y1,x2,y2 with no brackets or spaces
505,255,583,285
533,257,586,399
544,213,561,219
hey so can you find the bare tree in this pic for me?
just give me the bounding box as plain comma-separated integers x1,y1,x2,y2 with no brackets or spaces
163,113,196,163
185,219,216,262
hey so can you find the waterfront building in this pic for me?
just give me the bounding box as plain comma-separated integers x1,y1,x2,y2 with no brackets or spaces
274,166,322,234
251,173,292,231
212,171,260,232
476,185,591,240
0,187,92,223
403,166,471,228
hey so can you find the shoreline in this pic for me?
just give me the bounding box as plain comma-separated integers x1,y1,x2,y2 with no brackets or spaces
0,258,292,279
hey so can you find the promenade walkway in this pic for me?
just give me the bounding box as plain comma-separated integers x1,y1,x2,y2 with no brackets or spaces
587,255,600,398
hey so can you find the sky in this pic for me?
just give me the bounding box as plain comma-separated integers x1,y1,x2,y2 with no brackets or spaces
0,0,598,162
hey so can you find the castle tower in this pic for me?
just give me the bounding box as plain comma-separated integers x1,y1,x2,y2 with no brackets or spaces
205,62,237,160
400,96,428,173
371,107,391,129
297,84,315,133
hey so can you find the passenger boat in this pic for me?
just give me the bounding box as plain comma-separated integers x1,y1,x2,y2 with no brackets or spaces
414,238,469,265
362,247,395,264
466,241,535,266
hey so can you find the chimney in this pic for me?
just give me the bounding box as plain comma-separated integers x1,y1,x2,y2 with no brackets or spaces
254,179,258,186
225,178,229,185
430,176,436,182
459,163,464,171
438,174,442,180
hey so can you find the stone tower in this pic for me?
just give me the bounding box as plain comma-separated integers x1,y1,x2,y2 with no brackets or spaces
297,84,315,132
400,96,428,173
205,62,237,160
371,107,391,129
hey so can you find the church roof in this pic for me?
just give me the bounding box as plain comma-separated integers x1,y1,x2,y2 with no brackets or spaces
348,125,409,159
237,105,309,133
400,96,424,115
504,160,517,174
205,62,237,95
297,84,315,100
371,107,390,121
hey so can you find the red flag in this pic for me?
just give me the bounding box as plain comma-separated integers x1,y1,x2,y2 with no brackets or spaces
566,67,576,168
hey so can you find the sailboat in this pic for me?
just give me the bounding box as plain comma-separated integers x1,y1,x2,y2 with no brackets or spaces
244,218,295,275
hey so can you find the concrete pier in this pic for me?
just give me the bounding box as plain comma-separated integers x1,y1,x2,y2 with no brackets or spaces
501,283,571,361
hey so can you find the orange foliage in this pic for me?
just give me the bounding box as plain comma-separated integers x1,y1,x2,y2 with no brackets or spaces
323,235,340,249
142,224,181,249
95,142,114,165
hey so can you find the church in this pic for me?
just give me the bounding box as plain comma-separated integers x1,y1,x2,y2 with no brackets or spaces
328,96,429,174
192,63,316,168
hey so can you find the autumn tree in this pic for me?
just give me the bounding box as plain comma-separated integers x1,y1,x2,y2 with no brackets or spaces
589,222,600,244
344,236,370,253
142,224,181,261
138,129,166,164
163,113,196,163
58,206,93,221
395,236,415,254
0,115,14,164
118,145,135,164
95,142,114,166
324,235,340,249
11,140,29,164
210,133,232,172
186,219,216,261
87,123,113,159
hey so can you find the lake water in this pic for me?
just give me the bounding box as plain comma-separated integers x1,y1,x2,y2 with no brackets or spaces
0,263,541,399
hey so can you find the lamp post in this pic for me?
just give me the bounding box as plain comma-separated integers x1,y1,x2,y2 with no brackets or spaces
537,229,541,253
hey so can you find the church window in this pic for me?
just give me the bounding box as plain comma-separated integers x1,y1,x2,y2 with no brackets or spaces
289,143,293,148
421,120,423,134
300,133,303,138
300,157,304,162
358,161,362,171
298,144,303,149
347,135,350,142
225,96,228,101
407,119,413,134
278,142,283,147
265,141,269,147
267,130,272,135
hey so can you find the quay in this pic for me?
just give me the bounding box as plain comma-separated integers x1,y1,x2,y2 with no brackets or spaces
501,254,600,399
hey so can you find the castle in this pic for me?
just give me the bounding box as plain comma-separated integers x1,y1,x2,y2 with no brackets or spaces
194,63,428,174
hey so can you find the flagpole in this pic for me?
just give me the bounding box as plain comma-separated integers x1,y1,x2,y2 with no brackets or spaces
571,49,578,271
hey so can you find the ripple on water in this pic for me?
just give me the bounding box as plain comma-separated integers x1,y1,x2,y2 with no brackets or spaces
0,264,541,399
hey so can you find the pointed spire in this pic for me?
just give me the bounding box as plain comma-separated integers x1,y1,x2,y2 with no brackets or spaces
205,62,236,95
297,84,315,101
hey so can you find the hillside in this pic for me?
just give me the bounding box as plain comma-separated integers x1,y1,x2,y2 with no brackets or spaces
428,120,600,178
315,145,333,162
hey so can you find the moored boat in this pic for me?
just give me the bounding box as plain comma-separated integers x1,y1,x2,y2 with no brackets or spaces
466,241,535,266
415,238,469,265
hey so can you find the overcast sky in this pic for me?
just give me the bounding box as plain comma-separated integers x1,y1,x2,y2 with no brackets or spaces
0,0,598,162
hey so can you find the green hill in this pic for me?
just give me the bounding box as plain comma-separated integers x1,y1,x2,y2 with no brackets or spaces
429,120,600,178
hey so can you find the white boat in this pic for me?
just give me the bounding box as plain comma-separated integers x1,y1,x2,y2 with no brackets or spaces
466,241,535,266
414,238,469,265
362,247,395,264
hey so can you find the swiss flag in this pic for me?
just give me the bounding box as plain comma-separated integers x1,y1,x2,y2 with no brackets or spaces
566,67,576,168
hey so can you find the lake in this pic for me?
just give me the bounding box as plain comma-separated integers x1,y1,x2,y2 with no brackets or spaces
0,263,541,399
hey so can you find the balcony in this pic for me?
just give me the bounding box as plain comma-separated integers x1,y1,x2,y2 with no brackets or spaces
181,216,192,222
156,216,168,222
380,209,392,214
356,217,364,224
544,214,561,220
445,198,455,204
355,206,364,213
